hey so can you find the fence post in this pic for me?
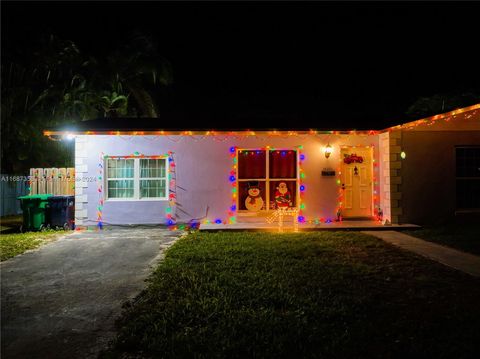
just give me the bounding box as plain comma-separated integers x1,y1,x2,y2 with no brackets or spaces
67,167,75,195
29,168,37,195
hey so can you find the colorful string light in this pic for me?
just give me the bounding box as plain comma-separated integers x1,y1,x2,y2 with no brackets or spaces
226,146,238,225
295,145,306,223
62,103,479,230
45,103,479,141
96,151,104,229
388,103,479,131
95,151,179,230
204,145,307,227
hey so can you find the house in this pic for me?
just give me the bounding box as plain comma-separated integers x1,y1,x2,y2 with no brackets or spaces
44,104,480,228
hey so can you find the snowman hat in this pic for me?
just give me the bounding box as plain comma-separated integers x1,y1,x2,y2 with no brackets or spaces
248,181,259,188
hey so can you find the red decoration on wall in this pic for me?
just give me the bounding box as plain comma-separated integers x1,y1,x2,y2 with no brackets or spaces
343,153,364,164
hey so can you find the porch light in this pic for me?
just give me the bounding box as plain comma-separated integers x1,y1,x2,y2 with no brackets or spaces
65,133,75,141
324,143,333,158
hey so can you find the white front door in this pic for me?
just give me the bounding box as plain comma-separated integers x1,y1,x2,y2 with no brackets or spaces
341,147,373,218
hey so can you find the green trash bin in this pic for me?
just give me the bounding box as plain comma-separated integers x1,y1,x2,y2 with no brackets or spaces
18,194,53,232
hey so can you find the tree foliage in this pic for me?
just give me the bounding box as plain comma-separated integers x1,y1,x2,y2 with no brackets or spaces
1,32,172,174
406,92,480,119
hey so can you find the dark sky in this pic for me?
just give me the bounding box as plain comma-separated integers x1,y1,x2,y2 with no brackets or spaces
3,1,480,130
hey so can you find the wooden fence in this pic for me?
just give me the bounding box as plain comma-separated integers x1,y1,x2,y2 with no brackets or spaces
29,168,75,196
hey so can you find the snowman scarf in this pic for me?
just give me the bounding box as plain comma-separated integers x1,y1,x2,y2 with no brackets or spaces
248,193,261,205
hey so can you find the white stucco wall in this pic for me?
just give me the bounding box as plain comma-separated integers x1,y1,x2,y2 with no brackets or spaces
74,133,381,227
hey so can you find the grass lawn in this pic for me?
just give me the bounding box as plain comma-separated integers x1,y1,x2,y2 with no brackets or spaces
405,223,480,256
0,230,63,261
107,231,480,359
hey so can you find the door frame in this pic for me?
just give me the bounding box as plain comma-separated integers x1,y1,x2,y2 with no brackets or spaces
340,145,374,218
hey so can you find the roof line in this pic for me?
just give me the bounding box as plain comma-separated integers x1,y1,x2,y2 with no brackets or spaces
44,129,380,136
43,103,480,137
383,103,480,131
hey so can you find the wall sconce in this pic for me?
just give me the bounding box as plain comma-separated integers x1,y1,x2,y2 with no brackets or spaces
324,143,333,158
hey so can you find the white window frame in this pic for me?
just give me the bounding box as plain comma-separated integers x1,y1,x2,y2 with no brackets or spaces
105,157,169,201
455,145,480,212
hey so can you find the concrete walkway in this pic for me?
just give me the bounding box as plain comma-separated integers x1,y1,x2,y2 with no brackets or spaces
1,227,182,359
364,230,480,277
201,220,420,231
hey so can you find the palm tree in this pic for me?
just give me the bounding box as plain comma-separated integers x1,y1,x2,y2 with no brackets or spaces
1,34,89,172
94,31,173,117
406,92,480,119
99,92,129,117
1,32,173,173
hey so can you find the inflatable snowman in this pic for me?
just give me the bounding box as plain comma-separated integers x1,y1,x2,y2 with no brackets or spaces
245,182,264,212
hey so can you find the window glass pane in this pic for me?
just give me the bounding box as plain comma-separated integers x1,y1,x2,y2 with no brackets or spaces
269,150,296,178
107,159,134,178
107,159,116,178
140,179,166,198
456,147,480,177
238,150,266,179
140,159,166,178
107,180,134,198
456,179,480,209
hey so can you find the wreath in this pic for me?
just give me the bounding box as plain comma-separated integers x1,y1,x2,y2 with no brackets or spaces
343,153,364,164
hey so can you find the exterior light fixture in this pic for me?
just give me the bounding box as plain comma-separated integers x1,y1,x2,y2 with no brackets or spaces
65,133,75,141
400,151,406,159
324,143,333,158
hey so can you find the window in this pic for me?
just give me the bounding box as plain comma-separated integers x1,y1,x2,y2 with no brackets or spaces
106,157,168,200
140,159,167,198
107,159,134,199
456,146,480,210
237,149,297,211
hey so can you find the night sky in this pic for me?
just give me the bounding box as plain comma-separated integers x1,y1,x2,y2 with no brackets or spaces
3,1,480,130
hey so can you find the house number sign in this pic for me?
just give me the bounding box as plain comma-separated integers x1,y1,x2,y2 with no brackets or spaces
321,168,336,177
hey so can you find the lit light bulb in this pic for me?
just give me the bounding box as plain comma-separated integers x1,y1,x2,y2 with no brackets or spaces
324,143,333,158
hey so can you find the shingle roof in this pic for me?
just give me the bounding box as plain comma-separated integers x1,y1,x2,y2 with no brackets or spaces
44,104,480,135
45,110,385,133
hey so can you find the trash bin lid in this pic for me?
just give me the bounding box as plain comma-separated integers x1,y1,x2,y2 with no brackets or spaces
48,195,74,202
18,194,53,200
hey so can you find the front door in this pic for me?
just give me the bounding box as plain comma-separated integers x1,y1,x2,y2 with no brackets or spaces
340,147,373,218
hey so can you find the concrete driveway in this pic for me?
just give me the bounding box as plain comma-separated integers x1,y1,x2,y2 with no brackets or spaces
1,227,182,359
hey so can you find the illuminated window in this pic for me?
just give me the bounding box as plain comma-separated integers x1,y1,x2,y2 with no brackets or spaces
456,146,480,209
237,149,297,211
